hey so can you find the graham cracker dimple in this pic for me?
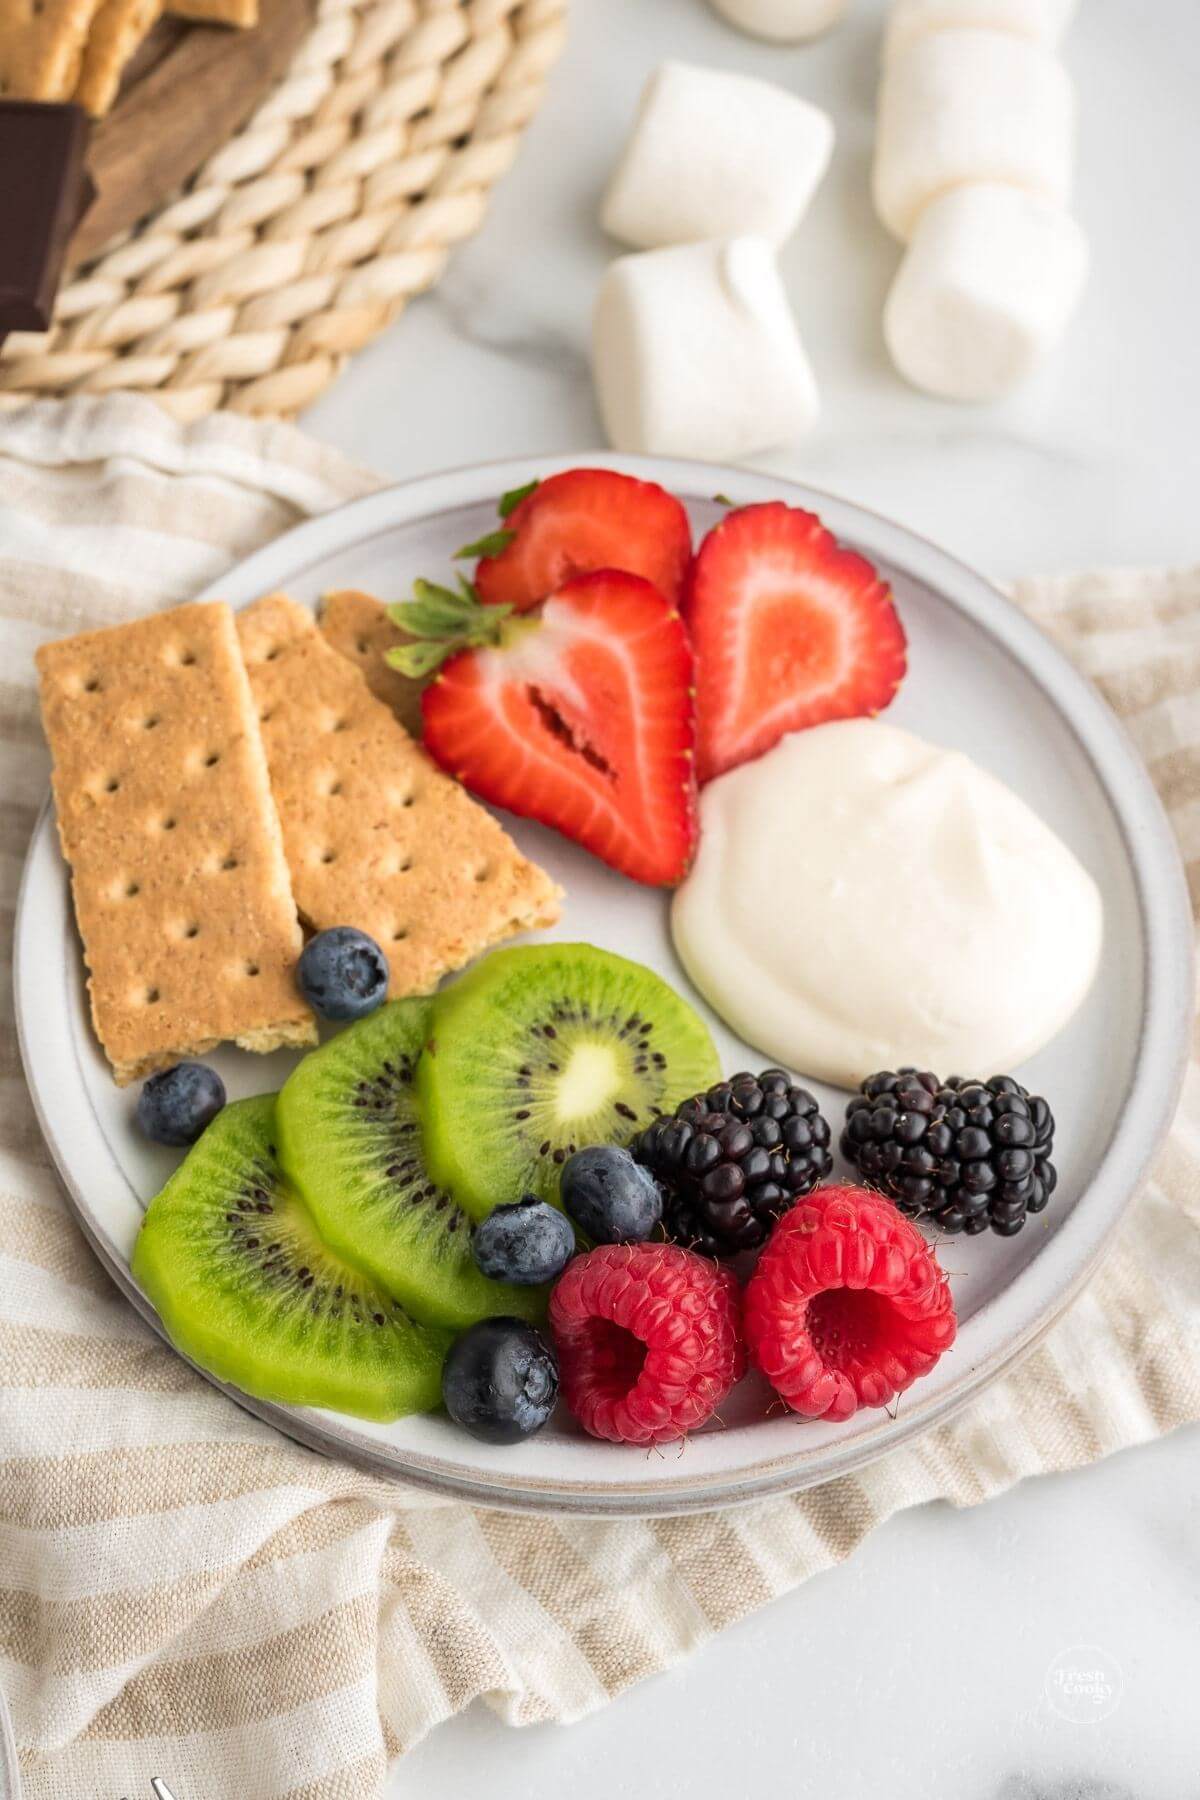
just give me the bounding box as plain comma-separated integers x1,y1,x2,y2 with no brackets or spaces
317,589,424,738
73,0,160,113
36,601,317,1084
0,0,106,101
237,592,563,997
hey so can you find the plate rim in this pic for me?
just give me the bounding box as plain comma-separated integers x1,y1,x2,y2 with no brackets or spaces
16,451,1195,1516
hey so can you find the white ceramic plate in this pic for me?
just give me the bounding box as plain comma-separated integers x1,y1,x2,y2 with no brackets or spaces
16,454,1193,1516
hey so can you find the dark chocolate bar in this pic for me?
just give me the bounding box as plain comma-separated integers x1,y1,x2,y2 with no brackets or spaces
0,101,93,341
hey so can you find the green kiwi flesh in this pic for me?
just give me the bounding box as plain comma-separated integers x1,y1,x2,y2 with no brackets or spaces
274,1001,547,1330
131,1095,448,1421
419,943,721,1218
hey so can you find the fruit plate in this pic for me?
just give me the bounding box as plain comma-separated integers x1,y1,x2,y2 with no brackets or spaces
15,454,1193,1517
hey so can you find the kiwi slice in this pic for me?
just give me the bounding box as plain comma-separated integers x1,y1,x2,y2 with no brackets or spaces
131,1095,448,1421
419,943,721,1217
274,1001,547,1331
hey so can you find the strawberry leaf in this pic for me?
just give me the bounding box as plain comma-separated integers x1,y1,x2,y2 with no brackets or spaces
498,479,539,519
392,581,478,635
387,580,514,679
387,638,464,679
454,528,517,561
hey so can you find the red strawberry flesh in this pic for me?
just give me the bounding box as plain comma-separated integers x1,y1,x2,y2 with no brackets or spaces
684,501,907,785
421,570,697,887
475,468,693,611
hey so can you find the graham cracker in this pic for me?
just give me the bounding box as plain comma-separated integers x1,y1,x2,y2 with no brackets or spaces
166,0,257,24
73,0,160,114
36,601,317,1085
236,593,562,996
0,0,106,102
317,588,424,738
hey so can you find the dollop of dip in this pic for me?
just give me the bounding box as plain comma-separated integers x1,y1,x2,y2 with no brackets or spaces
672,719,1103,1089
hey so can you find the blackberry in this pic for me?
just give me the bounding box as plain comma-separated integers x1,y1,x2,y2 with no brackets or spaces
841,1069,1056,1237
630,1069,833,1256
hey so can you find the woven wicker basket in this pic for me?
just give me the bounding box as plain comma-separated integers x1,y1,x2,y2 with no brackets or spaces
0,0,566,419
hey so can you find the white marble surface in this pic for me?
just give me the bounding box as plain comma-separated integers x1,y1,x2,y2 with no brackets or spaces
302,0,1200,1792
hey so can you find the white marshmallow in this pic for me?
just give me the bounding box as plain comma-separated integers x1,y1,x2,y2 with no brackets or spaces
592,238,820,461
707,0,849,43
601,62,834,251
883,182,1088,400
873,30,1076,240
883,0,1078,61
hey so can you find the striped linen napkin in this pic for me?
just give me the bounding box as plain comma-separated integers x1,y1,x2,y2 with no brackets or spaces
2,396,1198,1800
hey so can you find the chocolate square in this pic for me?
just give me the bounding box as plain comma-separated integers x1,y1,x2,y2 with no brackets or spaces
0,100,93,337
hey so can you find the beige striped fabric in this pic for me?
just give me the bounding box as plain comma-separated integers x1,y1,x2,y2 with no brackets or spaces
1,396,1198,1800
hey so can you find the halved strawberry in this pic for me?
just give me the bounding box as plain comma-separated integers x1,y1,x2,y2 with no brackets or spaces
467,468,693,612
684,502,907,784
389,572,696,886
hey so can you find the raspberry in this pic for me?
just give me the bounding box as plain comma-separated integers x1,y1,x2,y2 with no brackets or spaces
744,1184,956,1422
549,1243,745,1445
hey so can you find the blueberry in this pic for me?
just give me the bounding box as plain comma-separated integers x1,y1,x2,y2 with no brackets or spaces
136,1062,226,1147
472,1196,576,1286
297,927,388,1021
441,1318,559,1444
560,1145,662,1243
